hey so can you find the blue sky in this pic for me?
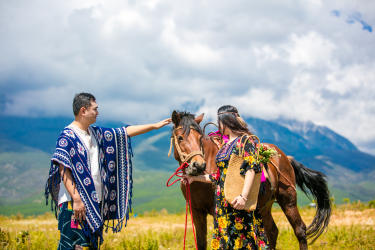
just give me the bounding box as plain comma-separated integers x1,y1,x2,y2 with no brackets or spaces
0,0,374,153
331,10,373,32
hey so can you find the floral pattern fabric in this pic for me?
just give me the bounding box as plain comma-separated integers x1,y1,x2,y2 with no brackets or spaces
209,135,268,250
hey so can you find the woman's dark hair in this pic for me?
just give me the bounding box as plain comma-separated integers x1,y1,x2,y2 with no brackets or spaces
217,105,252,136
73,92,96,116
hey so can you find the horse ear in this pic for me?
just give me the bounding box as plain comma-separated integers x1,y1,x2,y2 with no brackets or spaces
171,110,180,125
195,113,204,124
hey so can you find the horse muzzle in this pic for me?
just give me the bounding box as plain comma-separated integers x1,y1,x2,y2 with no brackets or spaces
186,161,206,176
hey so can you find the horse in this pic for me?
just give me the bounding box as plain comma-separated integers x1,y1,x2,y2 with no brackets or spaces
170,110,331,250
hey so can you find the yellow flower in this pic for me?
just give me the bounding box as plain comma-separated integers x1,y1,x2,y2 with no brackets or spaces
218,216,228,229
217,208,223,215
235,222,243,231
247,231,253,238
253,216,261,225
244,155,255,163
211,238,220,250
234,238,243,249
223,168,227,175
223,235,229,242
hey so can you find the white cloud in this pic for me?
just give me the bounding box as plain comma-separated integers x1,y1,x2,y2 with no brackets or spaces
161,18,222,66
102,9,150,36
325,64,374,95
4,87,73,117
285,32,336,68
0,0,374,153
253,45,280,68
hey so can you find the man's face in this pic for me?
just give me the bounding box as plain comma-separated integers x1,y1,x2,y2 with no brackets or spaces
82,101,99,125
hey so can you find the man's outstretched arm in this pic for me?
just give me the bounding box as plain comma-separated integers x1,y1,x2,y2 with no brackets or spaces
126,118,171,137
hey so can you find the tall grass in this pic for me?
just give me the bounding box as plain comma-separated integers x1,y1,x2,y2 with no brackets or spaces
0,203,374,249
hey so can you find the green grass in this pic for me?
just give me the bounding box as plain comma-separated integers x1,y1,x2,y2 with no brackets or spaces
0,204,375,249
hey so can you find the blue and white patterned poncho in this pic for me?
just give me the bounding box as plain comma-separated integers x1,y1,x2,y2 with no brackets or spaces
45,125,133,245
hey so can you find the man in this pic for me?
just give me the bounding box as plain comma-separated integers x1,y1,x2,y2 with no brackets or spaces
45,93,171,249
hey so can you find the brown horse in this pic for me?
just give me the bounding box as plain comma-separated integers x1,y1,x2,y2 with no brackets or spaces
170,111,331,250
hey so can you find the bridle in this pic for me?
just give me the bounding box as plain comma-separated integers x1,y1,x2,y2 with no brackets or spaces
168,126,205,164
166,125,205,250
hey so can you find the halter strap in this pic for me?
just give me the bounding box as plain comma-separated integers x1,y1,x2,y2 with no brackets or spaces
168,126,204,163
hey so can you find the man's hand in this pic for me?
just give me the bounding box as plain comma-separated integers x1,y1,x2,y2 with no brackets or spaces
58,165,86,221
126,118,172,137
73,197,86,222
231,195,246,210
153,118,172,129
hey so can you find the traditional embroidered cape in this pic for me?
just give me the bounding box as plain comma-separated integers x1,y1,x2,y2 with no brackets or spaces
45,126,133,245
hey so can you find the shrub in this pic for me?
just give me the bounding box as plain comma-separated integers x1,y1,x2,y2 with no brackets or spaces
0,228,10,249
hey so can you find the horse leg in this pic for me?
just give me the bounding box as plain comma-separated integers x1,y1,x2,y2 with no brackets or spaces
277,187,308,250
192,209,208,250
260,204,278,250
258,180,278,250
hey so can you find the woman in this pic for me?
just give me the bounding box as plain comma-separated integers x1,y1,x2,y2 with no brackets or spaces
184,105,269,249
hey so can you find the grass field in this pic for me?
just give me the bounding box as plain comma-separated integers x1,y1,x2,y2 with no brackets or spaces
0,203,374,249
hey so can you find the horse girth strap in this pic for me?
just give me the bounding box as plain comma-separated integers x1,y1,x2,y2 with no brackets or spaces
268,160,296,191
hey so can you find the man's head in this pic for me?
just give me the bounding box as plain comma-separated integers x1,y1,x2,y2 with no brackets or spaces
73,93,98,125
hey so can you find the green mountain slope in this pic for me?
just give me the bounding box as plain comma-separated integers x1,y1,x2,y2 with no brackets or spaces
0,169,185,216
0,115,374,216
0,138,50,204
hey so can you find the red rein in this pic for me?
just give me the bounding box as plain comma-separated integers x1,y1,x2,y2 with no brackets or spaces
166,162,198,250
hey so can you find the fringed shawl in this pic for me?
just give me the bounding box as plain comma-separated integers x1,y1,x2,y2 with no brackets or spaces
45,126,133,246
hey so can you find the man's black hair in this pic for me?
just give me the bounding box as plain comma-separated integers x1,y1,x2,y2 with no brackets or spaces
73,93,96,116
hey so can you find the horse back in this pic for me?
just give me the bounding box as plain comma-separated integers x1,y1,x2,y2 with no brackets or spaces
262,143,296,194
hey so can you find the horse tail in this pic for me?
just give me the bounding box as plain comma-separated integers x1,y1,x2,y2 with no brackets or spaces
289,157,331,243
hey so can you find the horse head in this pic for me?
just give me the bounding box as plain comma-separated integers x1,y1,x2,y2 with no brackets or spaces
170,110,219,176
171,110,205,175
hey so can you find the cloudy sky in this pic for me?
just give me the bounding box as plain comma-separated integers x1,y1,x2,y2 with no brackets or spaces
0,0,374,153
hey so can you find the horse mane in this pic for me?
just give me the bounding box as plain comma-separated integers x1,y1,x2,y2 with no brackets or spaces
174,111,203,136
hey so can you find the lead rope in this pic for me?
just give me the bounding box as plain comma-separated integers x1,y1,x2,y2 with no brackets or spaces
166,162,198,250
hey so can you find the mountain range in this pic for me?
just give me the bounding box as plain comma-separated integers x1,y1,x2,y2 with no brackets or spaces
0,114,374,216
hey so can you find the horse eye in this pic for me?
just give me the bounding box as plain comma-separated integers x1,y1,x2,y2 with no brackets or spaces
178,136,184,142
